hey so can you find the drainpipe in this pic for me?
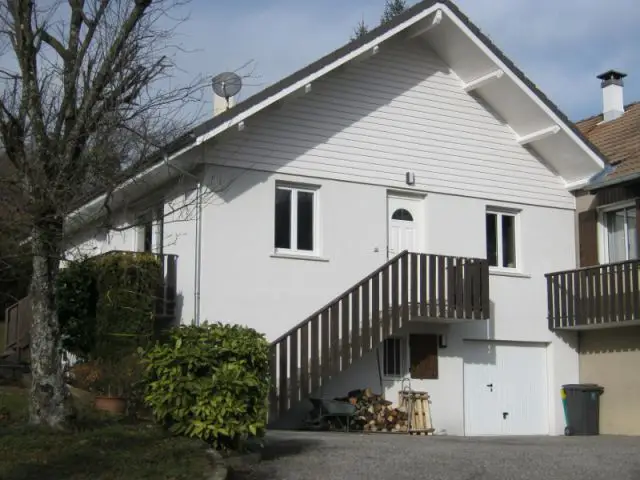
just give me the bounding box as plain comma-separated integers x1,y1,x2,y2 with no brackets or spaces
193,178,203,326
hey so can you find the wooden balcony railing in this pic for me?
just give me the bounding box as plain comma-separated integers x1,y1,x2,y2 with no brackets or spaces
3,296,31,363
3,252,178,360
268,251,490,424
546,259,640,329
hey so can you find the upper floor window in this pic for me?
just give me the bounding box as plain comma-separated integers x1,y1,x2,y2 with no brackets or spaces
275,184,317,255
486,209,518,269
603,206,637,263
136,206,163,254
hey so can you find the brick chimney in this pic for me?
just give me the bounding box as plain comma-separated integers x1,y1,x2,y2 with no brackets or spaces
597,70,627,122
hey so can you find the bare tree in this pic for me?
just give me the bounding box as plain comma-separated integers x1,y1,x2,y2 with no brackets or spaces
0,0,204,428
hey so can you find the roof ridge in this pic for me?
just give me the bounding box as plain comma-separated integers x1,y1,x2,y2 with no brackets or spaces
575,100,640,125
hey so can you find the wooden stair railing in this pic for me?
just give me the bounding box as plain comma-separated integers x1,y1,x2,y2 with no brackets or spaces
268,251,489,423
3,296,31,362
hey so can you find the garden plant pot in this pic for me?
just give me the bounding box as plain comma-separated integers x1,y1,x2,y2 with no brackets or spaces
94,396,127,415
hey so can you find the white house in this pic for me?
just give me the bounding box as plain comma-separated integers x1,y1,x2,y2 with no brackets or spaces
65,0,606,436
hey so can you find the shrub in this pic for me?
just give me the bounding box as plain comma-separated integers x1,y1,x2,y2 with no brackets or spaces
57,257,99,358
57,251,162,360
141,323,270,452
93,252,162,359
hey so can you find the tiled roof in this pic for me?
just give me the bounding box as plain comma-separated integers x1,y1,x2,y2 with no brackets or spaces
577,102,640,183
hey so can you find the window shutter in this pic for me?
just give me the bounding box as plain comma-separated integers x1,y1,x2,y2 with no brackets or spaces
578,210,599,267
409,334,438,380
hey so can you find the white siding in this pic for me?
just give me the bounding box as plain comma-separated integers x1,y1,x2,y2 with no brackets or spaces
196,166,578,435
162,184,199,324
208,39,573,210
65,215,134,261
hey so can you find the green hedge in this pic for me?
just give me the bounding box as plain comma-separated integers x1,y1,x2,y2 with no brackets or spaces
57,252,162,360
141,323,270,452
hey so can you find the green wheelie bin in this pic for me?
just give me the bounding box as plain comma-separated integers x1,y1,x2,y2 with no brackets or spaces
561,384,604,436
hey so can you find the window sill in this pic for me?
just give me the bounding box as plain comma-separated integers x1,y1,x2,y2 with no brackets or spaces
489,268,531,279
270,253,329,262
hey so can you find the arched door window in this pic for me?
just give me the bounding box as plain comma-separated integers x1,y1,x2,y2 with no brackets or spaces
392,208,414,222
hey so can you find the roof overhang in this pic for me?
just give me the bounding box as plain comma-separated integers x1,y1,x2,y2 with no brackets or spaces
416,3,606,189
68,0,608,226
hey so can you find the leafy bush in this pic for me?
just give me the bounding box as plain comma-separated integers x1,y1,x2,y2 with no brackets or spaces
57,257,99,358
141,323,270,452
93,253,162,359
57,252,162,360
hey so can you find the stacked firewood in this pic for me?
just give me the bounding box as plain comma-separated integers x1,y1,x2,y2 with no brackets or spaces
334,388,409,432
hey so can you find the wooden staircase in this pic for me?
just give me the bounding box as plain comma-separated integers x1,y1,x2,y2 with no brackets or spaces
268,250,490,424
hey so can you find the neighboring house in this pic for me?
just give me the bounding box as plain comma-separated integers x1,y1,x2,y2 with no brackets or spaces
547,71,640,435
7,0,609,436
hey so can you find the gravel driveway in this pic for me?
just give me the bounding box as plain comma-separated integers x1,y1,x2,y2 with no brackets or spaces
230,430,640,480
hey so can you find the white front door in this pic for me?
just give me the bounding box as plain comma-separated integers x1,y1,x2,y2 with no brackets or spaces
387,195,422,258
463,341,549,436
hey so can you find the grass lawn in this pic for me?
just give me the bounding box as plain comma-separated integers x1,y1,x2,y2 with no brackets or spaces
0,386,213,480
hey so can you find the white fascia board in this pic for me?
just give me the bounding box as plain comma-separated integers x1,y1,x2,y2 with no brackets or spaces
408,9,443,38
194,5,442,148
66,142,195,225
440,4,606,170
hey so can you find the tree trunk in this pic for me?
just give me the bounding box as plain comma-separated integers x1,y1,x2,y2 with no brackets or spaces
29,222,67,428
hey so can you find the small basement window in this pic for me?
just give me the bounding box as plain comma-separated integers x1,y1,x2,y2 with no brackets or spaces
275,184,318,255
486,209,518,269
383,337,404,377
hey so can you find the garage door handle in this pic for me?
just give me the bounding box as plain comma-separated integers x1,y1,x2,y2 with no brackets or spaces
486,383,493,392
503,412,509,419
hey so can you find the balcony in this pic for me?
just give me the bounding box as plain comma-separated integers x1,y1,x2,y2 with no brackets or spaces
546,259,640,330
2,252,178,362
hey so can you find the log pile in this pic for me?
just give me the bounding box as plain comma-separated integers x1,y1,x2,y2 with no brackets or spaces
334,388,409,432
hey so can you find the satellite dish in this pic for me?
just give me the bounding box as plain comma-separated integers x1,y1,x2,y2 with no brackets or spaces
212,72,242,101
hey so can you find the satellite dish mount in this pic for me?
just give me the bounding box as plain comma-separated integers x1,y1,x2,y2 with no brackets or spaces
212,72,243,110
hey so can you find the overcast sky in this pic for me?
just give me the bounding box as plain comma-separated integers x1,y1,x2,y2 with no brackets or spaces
166,0,639,123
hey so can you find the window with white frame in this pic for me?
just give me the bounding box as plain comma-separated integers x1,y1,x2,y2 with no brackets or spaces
383,337,404,377
274,184,317,255
602,206,637,263
136,206,163,254
486,209,518,269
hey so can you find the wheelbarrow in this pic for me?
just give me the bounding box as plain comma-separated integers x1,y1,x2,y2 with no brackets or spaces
305,397,357,432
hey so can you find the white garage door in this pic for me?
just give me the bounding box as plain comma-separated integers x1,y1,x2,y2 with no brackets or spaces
463,341,549,436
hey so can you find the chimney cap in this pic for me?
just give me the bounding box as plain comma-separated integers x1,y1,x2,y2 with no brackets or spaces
597,69,627,86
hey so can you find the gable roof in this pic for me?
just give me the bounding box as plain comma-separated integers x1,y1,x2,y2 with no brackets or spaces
578,102,640,190
69,0,608,224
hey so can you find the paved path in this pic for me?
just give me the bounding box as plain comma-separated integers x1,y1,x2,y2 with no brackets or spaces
230,430,640,480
